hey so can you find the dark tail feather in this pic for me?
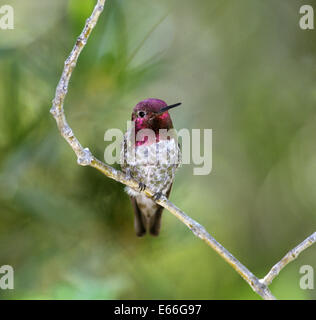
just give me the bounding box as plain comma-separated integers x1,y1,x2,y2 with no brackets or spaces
130,196,164,236
130,184,172,237
130,197,146,237
149,184,172,236
149,207,163,236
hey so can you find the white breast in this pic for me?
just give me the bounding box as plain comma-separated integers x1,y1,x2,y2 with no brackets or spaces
123,139,181,197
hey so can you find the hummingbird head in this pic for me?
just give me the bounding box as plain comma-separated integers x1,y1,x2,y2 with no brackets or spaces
132,98,181,133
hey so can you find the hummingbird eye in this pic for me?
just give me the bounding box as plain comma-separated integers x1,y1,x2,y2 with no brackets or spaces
138,111,146,118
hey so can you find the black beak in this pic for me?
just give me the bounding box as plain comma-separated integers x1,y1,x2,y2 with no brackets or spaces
158,102,182,114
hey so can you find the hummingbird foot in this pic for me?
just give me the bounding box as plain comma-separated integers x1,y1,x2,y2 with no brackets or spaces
153,192,163,201
125,168,133,180
138,182,146,192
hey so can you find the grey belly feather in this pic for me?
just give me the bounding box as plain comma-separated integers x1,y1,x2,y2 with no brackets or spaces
122,138,180,203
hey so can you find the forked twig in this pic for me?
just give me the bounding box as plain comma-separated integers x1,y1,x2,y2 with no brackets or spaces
261,232,316,286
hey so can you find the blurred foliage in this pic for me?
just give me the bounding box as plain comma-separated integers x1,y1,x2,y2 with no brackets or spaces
0,0,316,299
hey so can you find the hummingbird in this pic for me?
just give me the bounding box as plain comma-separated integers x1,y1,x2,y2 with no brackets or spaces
120,98,181,237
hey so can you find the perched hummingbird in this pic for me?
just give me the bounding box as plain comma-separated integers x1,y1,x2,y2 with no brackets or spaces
120,98,181,237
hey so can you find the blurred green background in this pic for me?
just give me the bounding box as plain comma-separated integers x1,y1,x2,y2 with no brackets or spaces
0,0,316,300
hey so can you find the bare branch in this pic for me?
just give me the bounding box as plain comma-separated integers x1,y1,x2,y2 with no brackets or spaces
261,232,316,286
50,0,106,167
50,0,315,300
91,159,276,300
